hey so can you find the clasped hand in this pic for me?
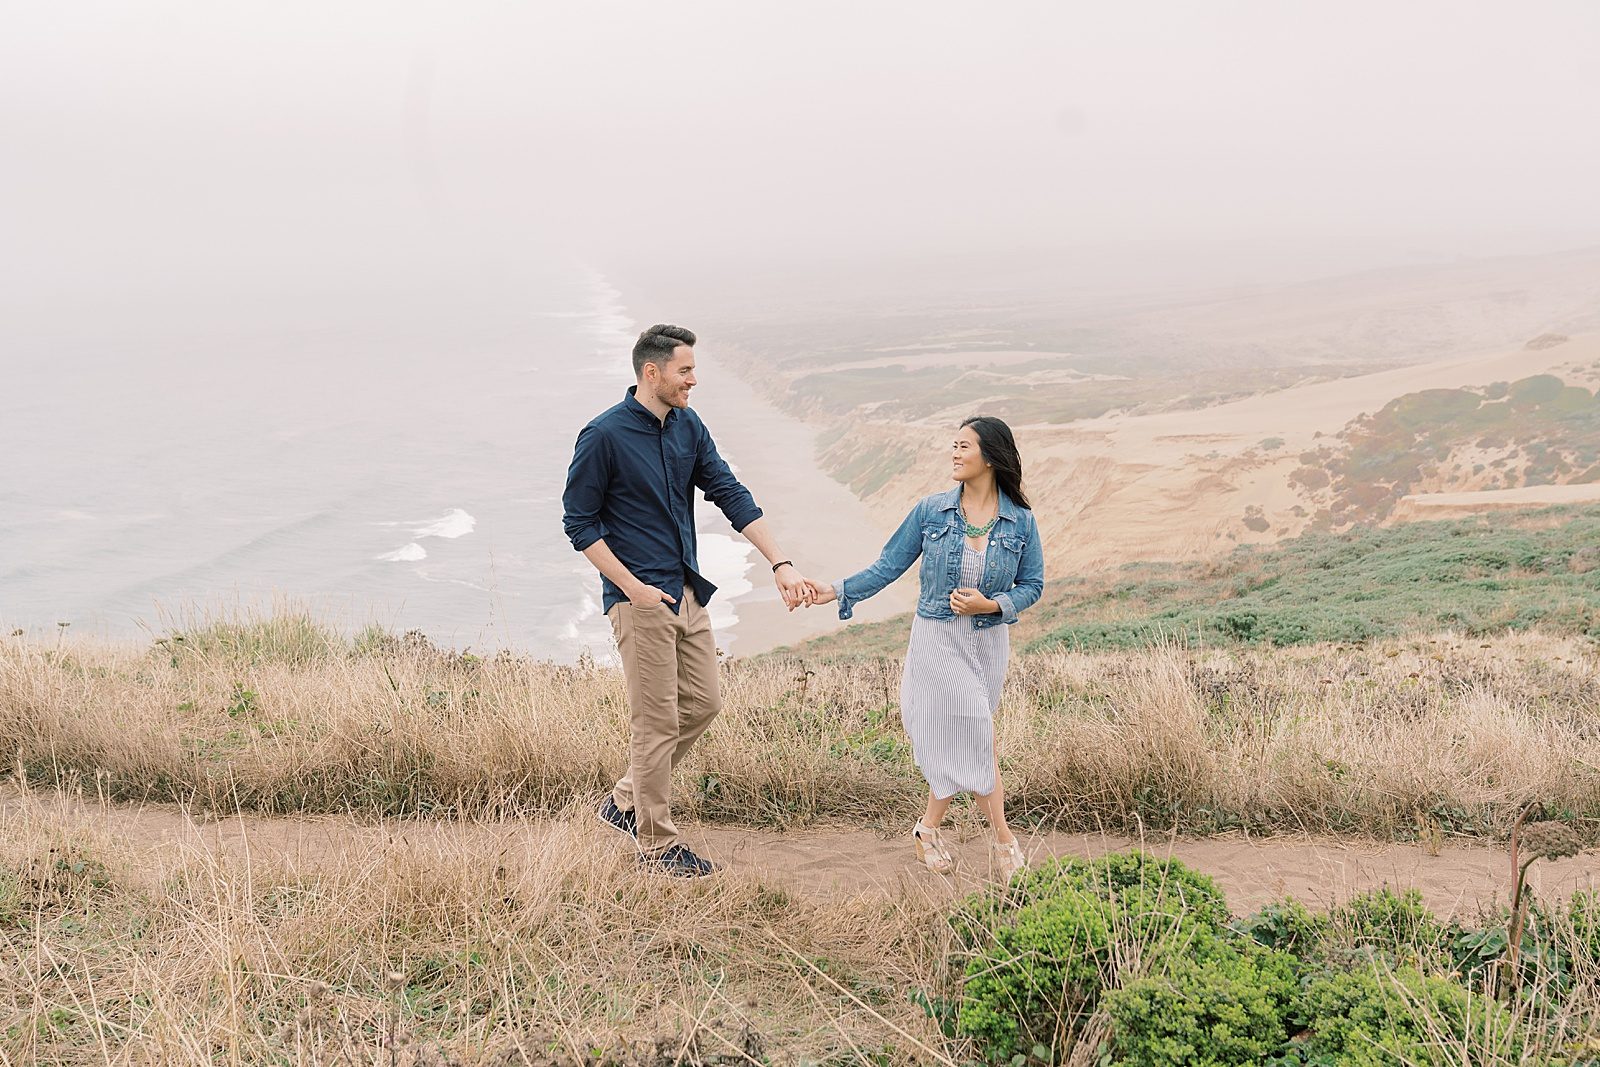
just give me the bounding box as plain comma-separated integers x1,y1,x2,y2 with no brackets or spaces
791,582,992,614
950,587,998,616
775,565,815,611
802,578,837,605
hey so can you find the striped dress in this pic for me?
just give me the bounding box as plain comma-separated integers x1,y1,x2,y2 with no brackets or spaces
900,543,1008,798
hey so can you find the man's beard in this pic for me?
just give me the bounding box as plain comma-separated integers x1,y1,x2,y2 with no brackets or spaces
653,382,685,408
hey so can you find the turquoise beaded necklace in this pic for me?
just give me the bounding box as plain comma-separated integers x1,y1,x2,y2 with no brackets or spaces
960,499,998,538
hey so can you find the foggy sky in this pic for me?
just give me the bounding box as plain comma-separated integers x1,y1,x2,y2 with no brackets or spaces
3,1,1599,327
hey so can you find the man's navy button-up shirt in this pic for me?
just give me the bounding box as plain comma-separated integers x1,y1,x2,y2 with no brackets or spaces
562,386,763,617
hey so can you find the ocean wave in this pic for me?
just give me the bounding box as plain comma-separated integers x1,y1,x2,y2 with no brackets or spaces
410,508,476,540
560,590,600,641
372,508,475,561
697,530,753,646
697,532,756,601
560,589,618,664
372,508,477,540
413,569,496,594
578,268,636,378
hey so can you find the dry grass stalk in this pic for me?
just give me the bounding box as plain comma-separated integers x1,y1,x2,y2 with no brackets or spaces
0,789,952,1064
4,618,1597,839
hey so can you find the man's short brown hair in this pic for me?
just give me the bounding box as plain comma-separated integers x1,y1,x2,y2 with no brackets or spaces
632,324,696,377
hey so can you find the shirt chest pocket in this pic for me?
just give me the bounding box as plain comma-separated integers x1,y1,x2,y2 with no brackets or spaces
663,451,693,501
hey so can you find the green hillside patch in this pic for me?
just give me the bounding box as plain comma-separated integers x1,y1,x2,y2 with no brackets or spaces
1313,374,1600,525
1031,506,1600,651
787,507,1600,658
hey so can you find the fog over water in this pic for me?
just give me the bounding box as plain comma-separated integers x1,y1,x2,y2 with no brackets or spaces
3,3,1598,655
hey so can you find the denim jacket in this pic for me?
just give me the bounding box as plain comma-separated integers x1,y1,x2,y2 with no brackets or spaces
834,487,1044,629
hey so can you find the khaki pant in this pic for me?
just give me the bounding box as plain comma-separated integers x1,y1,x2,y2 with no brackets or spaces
608,587,722,853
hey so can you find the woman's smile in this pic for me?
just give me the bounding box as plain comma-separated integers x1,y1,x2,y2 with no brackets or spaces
951,426,986,479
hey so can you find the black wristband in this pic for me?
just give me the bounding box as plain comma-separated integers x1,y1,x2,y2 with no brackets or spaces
771,560,793,573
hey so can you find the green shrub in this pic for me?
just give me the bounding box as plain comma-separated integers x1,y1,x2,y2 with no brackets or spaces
1015,851,1235,932
956,883,1115,1059
954,852,1237,1061
1329,887,1446,960
1106,945,1300,1066
949,857,1542,1066
1510,375,1567,406
1449,903,1575,1006
1296,968,1522,1066
1234,898,1329,958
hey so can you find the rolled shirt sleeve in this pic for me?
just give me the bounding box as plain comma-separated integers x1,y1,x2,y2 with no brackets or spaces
693,423,763,533
561,424,610,552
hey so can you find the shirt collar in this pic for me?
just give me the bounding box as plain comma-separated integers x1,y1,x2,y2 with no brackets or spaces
625,385,677,427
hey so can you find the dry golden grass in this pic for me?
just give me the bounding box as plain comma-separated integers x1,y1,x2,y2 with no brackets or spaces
8,784,1600,1065
5,608,1600,1063
3,615,1599,838
0,787,959,1064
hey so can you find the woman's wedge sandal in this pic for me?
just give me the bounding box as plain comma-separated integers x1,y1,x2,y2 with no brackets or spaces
992,838,1027,882
912,822,955,874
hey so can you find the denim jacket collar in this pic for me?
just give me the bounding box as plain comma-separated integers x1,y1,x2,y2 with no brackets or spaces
934,485,1021,525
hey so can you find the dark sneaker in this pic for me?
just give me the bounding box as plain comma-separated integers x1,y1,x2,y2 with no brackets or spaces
597,796,637,839
638,843,718,878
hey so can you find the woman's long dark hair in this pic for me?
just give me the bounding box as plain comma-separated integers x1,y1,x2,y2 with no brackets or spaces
960,415,1030,510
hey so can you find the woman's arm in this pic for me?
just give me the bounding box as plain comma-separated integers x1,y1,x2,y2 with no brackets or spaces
829,502,926,620
992,512,1045,622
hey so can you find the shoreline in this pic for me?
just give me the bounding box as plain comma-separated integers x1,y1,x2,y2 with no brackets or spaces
688,348,916,657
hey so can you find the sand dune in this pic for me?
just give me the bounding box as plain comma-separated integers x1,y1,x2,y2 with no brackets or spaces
856,333,1600,574
1052,333,1591,442
1391,482,1600,522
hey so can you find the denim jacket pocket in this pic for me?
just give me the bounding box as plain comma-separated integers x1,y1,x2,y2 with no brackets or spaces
919,523,955,614
993,533,1026,554
987,534,1024,584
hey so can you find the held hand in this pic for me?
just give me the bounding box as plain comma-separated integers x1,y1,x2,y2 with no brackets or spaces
627,584,678,609
949,587,998,616
774,563,815,611
805,579,837,606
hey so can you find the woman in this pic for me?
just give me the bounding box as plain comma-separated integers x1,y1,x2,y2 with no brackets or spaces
807,415,1044,879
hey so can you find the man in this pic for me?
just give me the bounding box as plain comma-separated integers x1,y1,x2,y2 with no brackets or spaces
562,323,813,877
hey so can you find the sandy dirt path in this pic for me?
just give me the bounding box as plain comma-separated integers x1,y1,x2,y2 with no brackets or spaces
7,786,1597,917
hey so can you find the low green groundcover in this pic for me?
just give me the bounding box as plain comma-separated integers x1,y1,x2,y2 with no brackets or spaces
941,851,1584,1065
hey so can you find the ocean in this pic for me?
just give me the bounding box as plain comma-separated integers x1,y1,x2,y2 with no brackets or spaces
0,268,761,662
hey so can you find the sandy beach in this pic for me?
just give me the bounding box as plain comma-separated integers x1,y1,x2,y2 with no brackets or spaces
687,348,917,657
